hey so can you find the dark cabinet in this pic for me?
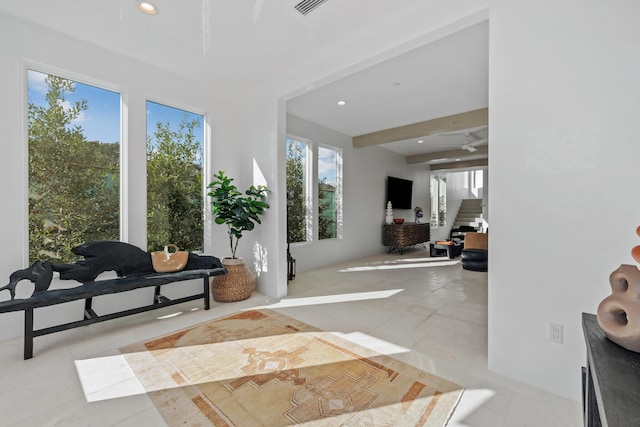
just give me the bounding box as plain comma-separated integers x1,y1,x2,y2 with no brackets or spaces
582,313,640,426
382,223,430,254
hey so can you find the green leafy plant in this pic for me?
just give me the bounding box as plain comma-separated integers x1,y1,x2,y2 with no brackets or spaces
207,170,270,259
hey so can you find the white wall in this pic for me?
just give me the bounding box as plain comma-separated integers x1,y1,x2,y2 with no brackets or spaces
5,0,633,403
0,5,478,343
489,0,640,400
286,114,429,272
0,12,287,342
209,88,285,299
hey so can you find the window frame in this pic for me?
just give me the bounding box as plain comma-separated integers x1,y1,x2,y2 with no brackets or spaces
144,99,207,253
317,143,343,241
22,63,212,264
430,174,447,228
285,134,313,246
286,135,343,246
25,65,125,263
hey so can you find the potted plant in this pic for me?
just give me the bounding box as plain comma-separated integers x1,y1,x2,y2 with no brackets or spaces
207,170,269,301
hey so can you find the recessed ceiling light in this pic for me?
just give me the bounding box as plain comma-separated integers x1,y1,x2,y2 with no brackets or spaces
417,140,424,144
336,100,346,106
455,158,461,161
137,1,159,14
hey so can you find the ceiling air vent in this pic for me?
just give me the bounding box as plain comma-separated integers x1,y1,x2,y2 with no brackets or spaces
294,0,329,15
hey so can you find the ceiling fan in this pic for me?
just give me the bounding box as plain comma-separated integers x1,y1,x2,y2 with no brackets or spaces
437,128,489,152
461,134,488,152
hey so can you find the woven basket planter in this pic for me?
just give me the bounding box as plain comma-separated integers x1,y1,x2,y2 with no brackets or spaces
211,257,256,302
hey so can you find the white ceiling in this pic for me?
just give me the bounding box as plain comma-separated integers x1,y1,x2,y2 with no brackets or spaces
0,0,489,164
287,20,489,159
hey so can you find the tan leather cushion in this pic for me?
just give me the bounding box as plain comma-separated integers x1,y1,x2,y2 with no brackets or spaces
464,232,488,250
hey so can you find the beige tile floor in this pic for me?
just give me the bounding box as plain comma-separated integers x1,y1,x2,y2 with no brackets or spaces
0,249,582,426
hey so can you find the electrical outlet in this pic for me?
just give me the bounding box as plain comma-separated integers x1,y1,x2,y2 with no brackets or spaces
549,323,563,343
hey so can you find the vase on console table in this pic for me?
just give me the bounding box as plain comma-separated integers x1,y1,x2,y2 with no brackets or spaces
414,206,424,223
385,201,393,224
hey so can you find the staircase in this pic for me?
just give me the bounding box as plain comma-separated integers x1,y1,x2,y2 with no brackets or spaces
453,199,483,229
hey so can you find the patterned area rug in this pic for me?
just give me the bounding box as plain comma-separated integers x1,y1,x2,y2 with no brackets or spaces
120,309,463,426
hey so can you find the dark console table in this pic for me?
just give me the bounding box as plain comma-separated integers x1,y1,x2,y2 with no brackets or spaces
582,312,640,426
382,223,430,254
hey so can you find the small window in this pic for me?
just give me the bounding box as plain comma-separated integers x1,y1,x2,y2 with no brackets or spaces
472,169,483,196
318,146,341,240
27,70,121,263
286,137,309,243
430,175,447,228
146,101,204,252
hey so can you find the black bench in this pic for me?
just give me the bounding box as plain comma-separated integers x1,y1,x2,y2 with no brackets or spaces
0,241,226,359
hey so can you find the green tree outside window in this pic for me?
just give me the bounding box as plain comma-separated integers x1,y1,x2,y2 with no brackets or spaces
28,73,120,263
146,103,204,253
286,138,307,243
27,71,206,263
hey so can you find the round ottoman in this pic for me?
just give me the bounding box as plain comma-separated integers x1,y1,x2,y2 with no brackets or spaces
461,248,488,271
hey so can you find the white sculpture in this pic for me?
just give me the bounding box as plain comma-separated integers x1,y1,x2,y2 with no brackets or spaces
385,201,394,224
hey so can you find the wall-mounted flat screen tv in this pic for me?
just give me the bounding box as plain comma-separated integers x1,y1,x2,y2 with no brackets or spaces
386,176,413,209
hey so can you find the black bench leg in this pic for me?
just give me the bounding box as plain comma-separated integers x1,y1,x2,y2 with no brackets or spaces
84,298,98,319
154,286,160,304
204,277,210,310
24,308,33,360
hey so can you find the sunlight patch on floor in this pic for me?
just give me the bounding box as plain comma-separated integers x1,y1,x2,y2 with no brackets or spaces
447,388,497,426
385,257,448,264
262,289,404,308
156,311,183,319
74,329,409,403
74,355,146,402
340,259,459,272
332,331,410,356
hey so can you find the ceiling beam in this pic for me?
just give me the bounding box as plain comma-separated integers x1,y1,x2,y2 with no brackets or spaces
407,145,488,164
430,158,488,171
353,107,488,148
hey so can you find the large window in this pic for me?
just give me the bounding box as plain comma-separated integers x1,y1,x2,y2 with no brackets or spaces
318,146,341,240
430,175,447,227
286,137,342,244
146,101,204,253
27,70,120,263
286,137,309,243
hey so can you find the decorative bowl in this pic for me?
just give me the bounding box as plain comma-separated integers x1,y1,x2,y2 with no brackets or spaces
393,218,405,224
